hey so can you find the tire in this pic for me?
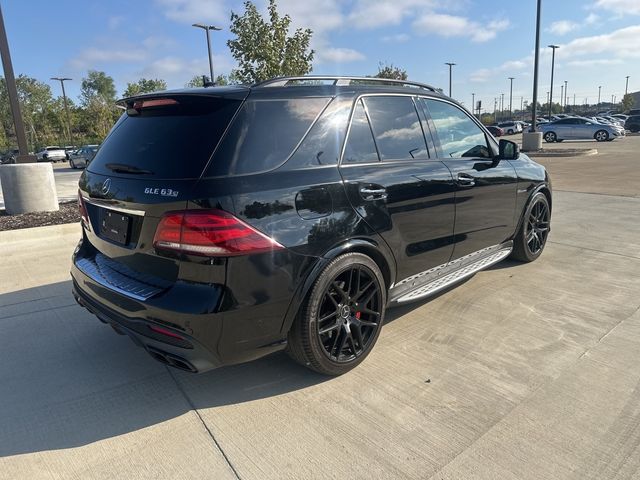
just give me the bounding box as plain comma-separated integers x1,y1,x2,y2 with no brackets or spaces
594,130,609,142
510,192,551,263
287,252,386,375
543,131,557,143
507,129,514,135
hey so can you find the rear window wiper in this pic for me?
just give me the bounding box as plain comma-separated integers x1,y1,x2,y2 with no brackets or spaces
105,163,154,175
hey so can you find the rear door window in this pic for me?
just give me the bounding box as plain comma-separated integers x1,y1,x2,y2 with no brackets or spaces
208,97,330,176
363,96,429,160
88,95,242,179
342,99,380,163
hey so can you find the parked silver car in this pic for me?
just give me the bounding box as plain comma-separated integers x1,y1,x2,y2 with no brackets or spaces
36,145,67,162
539,117,622,142
68,144,99,169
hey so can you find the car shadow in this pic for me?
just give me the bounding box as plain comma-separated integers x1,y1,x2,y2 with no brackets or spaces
0,271,483,458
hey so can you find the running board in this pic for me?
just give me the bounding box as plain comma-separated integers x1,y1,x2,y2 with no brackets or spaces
394,247,512,303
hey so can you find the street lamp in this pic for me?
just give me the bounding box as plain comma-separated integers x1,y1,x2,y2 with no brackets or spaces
529,0,542,133
548,44,559,119
51,77,72,145
625,75,630,96
508,77,514,119
192,23,222,84
444,62,455,97
598,85,602,110
564,80,568,110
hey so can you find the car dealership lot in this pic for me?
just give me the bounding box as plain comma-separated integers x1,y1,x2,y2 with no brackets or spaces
1,138,639,479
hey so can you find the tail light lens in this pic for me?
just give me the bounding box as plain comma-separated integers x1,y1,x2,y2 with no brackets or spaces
78,190,90,230
153,209,284,257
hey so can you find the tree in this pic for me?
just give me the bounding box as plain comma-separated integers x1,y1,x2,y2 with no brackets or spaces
227,0,314,84
621,93,634,112
123,78,168,97
80,70,117,104
185,74,231,88
373,62,408,80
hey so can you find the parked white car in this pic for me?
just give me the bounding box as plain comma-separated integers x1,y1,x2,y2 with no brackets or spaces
495,121,522,135
36,146,67,162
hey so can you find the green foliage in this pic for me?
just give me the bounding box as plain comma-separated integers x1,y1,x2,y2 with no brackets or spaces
373,62,408,80
621,93,634,112
123,78,168,97
80,70,117,104
185,74,232,88
227,0,314,84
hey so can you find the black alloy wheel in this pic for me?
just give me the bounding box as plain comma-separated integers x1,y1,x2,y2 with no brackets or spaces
510,192,551,262
287,252,386,375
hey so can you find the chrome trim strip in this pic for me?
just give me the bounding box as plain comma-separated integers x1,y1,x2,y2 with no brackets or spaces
395,247,512,303
83,197,146,217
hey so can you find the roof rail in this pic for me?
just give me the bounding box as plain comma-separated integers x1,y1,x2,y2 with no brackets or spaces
253,76,439,92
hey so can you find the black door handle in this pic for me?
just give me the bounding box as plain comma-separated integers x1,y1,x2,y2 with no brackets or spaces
359,185,388,200
457,173,476,187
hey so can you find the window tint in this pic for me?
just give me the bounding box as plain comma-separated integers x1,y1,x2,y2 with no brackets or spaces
424,99,491,159
89,96,242,179
363,96,428,160
210,97,330,176
343,99,379,163
287,97,352,168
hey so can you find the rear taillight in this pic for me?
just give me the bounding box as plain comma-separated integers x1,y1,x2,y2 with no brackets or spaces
153,209,284,257
78,190,90,230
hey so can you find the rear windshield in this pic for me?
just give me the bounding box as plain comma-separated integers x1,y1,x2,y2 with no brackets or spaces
88,96,242,179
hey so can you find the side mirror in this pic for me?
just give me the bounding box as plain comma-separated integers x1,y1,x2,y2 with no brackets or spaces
498,139,519,160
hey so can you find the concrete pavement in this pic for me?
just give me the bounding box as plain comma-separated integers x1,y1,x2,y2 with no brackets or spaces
1,138,639,479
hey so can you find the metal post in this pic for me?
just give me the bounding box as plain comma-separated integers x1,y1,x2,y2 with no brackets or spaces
500,93,504,120
445,63,455,97
472,93,475,116
530,0,542,132
0,3,29,161
564,80,567,110
548,44,559,119
51,77,72,145
560,85,563,113
625,76,629,96
508,77,514,119
598,86,601,110
192,24,221,84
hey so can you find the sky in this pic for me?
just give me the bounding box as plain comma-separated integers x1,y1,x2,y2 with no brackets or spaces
2,0,639,113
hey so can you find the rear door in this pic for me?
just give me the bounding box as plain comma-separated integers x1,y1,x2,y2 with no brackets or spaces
338,95,456,283
420,98,518,259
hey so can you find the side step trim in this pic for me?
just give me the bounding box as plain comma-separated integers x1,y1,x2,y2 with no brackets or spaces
395,247,512,303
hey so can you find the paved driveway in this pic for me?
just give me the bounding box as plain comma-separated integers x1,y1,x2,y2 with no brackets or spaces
1,138,639,479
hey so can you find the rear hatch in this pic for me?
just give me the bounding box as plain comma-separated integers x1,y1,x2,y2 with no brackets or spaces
77,89,248,294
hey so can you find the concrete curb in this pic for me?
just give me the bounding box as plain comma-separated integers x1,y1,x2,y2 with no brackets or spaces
523,148,598,157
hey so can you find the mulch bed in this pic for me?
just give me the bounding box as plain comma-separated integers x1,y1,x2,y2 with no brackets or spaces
0,201,79,231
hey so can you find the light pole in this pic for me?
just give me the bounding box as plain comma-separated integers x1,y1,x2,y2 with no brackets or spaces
612,94,615,105
51,77,72,145
598,85,602,110
564,80,568,110
529,0,542,133
472,93,475,116
508,77,514,119
192,23,222,84
548,44,559,119
560,84,564,112
625,76,630,96
445,62,455,97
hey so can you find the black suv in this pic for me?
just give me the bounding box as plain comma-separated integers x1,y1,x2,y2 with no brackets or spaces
71,76,551,375
625,115,640,133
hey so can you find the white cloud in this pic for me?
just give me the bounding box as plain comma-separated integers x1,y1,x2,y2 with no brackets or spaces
138,54,235,87
317,47,366,63
155,0,228,24
559,25,640,59
69,47,146,70
566,58,624,67
382,33,410,43
593,0,640,15
276,0,344,34
413,13,510,42
349,0,434,29
548,20,579,35
584,13,599,24
107,16,125,30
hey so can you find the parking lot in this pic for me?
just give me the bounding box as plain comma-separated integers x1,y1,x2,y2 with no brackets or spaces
1,136,639,479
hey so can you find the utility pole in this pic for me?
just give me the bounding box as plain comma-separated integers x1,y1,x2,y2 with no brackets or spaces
472,93,475,116
0,3,29,161
494,97,497,121
192,23,222,84
445,62,455,97
51,77,72,145
500,93,504,120
564,80,568,110
548,44,559,119
508,77,514,119
598,85,602,110
560,84,564,112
